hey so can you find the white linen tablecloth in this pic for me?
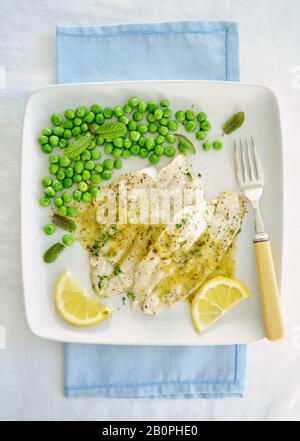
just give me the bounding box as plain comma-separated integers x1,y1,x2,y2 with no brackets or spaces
0,0,300,421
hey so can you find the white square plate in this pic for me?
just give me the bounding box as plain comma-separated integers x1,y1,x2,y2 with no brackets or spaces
21,80,283,345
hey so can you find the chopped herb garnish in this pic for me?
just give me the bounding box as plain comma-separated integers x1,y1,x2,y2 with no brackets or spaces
175,217,189,229
127,291,136,301
114,265,122,275
97,275,108,290
186,170,193,180
91,240,100,256
198,173,202,177
121,296,127,305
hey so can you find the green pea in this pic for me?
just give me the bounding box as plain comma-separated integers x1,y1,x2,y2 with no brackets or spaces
42,128,52,137
123,104,132,114
113,106,123,118
213,140,223,150
85,160,95,171
129,97,139,107
149,123,158,133
147,113,156,123
84,112,95,124
147,101,158,113
154,145,164,156
73,117,81,127
203,141,211,151
52,180,63,192
138,136,146,147
60,156,71,167
81,150,91,161
66,167,74,178
103,159,114,170
81,123,89,133
139,148,148,159
149,153,159,165
137,124,148,134
90,187,99,198
63,129,72,139
58,139,67,149
164,146,175,157
43,224,56,235
39,135,49,146
197,112,207,122
91,174,101,185
72,126,81,137
94,163,103,173
97,136,105,146
63,178,73,188
185,110,196,121
101,170,112,181
49,164,59,175
103,107,113,118
122,150,131,159
124,139,132,149
146,138,155,150
82,192,91,203
113,138,123,148
133,111,143,121
82,170,91,181
58,206,67,216
196,131,207,140
49,135,59,147
185,121,196,132
51,113,63,126
95,114,104,124
78,182,88,192
175,111,185,122
39,197,50,207
62,234,75,246
76,105,87,118
128,121,137,131
65,109,75,120
114,159,122,169
159,126,168,136
91,150,101,160
41,144,53,154
44,186,56,198
56,170,66,181
91,104,102,114
62,192,72,203
168,120,178,131
54,197,63,207
42,176,52,187
112,148,122,158
49,154,59,164
73,190,82,202
63,120,73,130
67,207,78,217
73,174,82,183
160,99,169,107
200,121,212,131
155,135,165,145
119,115,129,125
159,117,168,127
163,108,172,118
74,161,84,174
138,101,147,112
129,131,140,142
130,145,140,155
154,109,163,120
104,143,114,154
165,134,176,144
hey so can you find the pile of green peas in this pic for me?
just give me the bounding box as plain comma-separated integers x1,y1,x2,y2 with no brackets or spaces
38,97,221,224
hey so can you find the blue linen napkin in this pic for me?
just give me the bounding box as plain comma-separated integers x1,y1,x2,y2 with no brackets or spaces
57,20,246,398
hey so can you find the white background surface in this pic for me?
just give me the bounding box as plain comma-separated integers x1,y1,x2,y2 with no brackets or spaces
0,0,300,421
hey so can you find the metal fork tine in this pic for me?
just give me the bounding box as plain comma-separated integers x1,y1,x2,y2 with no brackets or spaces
251,136,263,180
246,138,255,180
240,138,250,182
234,140,243,184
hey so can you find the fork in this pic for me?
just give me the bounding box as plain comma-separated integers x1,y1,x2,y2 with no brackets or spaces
234,137,284,341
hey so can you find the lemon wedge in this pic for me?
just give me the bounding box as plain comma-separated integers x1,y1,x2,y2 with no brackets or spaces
55,271,112,327
191,276,250,333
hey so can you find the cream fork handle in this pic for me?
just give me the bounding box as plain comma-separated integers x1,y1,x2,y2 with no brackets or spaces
254,240,284,341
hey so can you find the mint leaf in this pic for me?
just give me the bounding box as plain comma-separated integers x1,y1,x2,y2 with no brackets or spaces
223,112,245,135
43,243,65,263
52,214,77,232
91,122,127,141
64,134,91,159
176,134,196,154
